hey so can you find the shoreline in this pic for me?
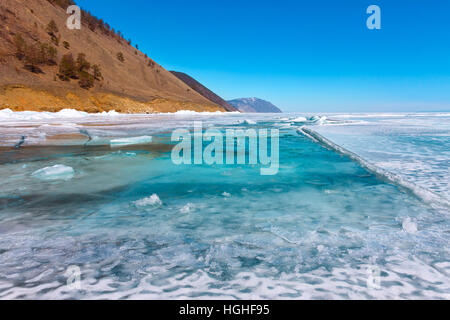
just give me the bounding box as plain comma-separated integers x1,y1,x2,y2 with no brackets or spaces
0,85,226,114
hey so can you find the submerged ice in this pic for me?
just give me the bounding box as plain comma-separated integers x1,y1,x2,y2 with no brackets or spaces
31,165,75,181
0,111,449,299
402,217,418,234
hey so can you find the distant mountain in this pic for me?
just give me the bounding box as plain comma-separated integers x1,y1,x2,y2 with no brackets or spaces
228,98,282,113
170,71,238,112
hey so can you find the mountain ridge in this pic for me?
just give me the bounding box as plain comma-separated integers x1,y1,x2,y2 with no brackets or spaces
228,97,282,113
170,71,238,112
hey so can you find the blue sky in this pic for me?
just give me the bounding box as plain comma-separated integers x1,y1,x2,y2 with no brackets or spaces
75,0,450,112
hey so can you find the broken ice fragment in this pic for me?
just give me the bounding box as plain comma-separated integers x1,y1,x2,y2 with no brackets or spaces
402,217,418,234
133,194,162,207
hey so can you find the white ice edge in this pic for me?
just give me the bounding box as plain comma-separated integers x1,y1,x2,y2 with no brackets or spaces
110,136,153,147
0,108,120,120
0,108,240,122
297,127,450,210
159,110,240,115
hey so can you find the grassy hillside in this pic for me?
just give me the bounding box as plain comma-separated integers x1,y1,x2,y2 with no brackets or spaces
0,0,224,113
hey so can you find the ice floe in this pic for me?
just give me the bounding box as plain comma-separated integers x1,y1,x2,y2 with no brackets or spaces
298,127,450,209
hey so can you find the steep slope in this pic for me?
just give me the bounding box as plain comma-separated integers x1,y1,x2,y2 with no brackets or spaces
0,0,224,113
170,71,238,112
228,98,282,113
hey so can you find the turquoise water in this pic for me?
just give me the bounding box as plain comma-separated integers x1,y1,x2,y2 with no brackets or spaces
0,112,449,299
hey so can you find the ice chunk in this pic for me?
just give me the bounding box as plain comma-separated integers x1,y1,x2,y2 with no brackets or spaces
241,119,257,125
235,119,257,125
292,117,307,123
110,136,153,147
32,165,75,181
133,194,162,207
180,203,194,214
309,116,327,125
402,217,418,234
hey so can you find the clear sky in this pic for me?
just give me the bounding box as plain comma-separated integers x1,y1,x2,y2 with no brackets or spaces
75,0,450,112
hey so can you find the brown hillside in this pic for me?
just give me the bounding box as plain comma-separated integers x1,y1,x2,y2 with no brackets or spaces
170,71,238,112
0,0,225,113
